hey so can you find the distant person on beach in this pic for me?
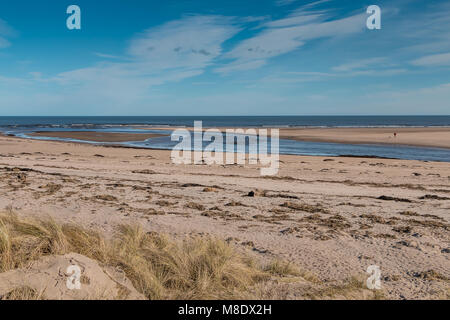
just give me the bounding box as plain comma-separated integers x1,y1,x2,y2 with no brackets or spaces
394,132,397,138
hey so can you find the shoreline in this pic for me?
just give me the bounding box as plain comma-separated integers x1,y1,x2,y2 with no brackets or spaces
12,126,449,149
2,134,449,166
141,126,450,149
3,127,450,159
28,131,166,142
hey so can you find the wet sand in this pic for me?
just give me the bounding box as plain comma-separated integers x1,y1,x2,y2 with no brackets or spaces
142,126,450,149
24,127,450,149
29,131,167,143
0,135,449,299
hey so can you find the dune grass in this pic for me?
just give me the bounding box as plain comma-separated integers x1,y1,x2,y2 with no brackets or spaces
0,212,300,300
0,212,384,300
0,287,44,300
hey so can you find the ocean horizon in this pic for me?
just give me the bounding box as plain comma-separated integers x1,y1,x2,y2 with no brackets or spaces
1,115,450,128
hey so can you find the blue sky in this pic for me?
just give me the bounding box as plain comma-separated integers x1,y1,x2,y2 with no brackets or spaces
0,0,449,115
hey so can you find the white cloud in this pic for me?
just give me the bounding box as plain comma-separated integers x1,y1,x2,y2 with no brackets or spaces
275,0,298,6
28,72,42,79
259,71,334,83
3,3,448,116
332,57,386,72
300,0,332,9
215,10,365,74
264,13,324,28
47,16,241,96
214,60,266,74
347,69,407,77
128,16,240,70
411,52,450,67
0,75,31,86
0,38,10,48
0,15,241,113
276,0,331,8
397,2,450,55
0,18,15,48
358,83,450,114
257,67,406,84
93,52,123,59
120,82,450,116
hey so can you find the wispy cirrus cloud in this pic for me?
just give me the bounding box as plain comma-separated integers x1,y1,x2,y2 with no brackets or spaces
257,66,407,85
93,52,124,60
16,15,238,88
411,52,450,67
275,0,331,8
332,57,387,72
2,1,449,115
275,0,298,6
396,2,450,55
0,15,241,112
128,16,240,70
0,18,16,48
51,16,240,89
214,9,365,74
214,60,267,74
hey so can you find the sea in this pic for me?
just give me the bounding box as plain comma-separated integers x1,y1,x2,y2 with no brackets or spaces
1,116,449,162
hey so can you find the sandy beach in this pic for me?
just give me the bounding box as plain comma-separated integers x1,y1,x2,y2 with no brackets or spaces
278,127,450,149
0,135,448,299
136,126,450,149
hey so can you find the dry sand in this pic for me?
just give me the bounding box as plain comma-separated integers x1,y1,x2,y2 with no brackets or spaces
0,136,449,299
278,127,450,149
